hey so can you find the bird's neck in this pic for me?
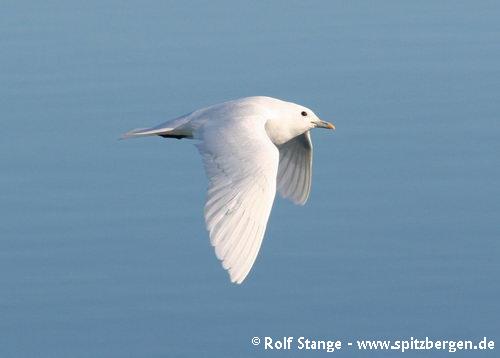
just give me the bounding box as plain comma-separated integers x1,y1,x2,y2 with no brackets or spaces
265,118,307,146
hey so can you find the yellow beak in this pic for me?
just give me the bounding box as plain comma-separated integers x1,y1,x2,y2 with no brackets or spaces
316,120,336,130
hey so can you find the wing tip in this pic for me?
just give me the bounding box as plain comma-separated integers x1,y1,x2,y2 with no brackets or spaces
120,128,150,140
280,192,309,205
228,268,247,285
121,126,177,140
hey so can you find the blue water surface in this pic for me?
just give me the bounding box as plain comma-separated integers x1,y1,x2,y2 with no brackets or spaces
1,1,499,357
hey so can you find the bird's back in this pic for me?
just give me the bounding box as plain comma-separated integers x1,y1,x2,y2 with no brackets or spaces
170,97,284,139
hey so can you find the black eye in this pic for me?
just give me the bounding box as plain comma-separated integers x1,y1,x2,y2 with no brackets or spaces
301,111,307,117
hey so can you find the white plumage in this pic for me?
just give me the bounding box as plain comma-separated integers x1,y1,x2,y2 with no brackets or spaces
123,96,334,283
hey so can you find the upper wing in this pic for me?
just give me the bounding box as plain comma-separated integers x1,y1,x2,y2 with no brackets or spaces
276,131,313,205
196,117,279,284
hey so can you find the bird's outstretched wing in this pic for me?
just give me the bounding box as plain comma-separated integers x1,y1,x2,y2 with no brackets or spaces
277,131,313,205
196,117,279,284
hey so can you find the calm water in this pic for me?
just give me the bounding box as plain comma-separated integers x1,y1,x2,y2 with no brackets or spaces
1,1,499,357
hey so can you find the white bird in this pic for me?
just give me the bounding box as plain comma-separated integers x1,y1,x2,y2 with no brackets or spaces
123,96,335,284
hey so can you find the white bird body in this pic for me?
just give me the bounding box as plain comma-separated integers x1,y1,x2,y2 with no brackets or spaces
123,96,334,283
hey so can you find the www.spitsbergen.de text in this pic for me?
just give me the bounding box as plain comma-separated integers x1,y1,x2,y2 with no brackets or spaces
251,336,495,353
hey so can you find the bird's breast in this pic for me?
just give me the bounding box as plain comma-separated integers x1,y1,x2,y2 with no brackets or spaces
265,118,305,146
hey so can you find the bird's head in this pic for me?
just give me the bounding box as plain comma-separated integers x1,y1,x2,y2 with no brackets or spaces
264,99,335,145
